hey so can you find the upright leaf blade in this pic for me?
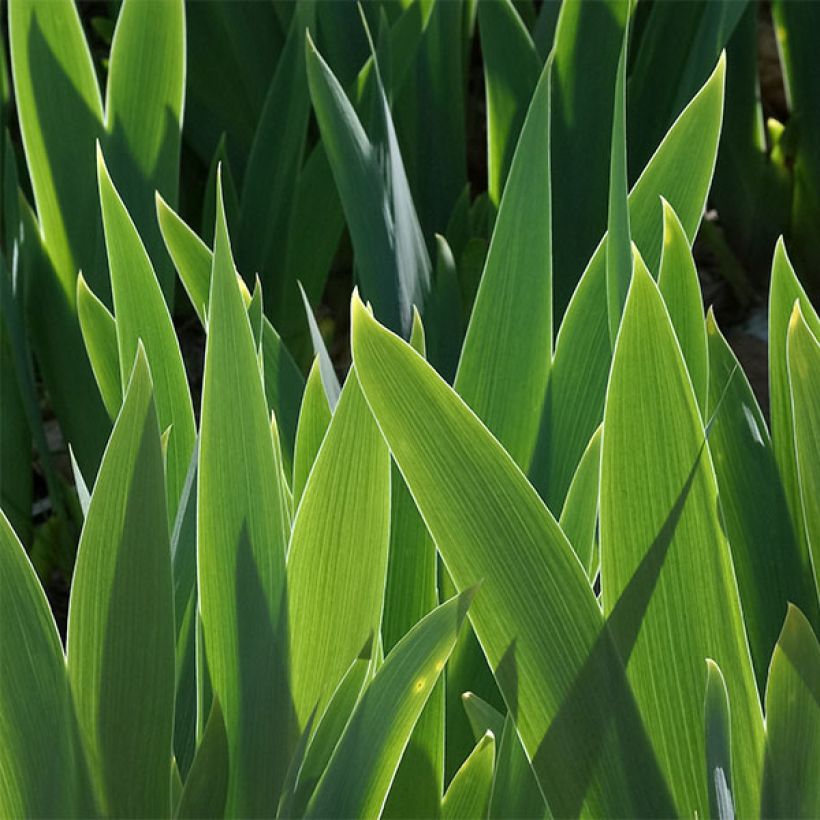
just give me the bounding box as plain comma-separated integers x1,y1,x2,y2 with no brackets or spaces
441,732,495,820
478,0,540,206
657,199,708,414
531,54,725,512
66,348,174,818
286,368,390,728
306,34,430,336
351,295,674,817
98,148,195,524
770,241,820,593
306,591,473,819
0,510,93,818
787,304,820,596
760,605,820,819
456,59,552,470
197,178,291,815
705,309,815,686
704,660,733,820
76,273,121,420
104,0,185,303
600,262,763,816
292,357,332,507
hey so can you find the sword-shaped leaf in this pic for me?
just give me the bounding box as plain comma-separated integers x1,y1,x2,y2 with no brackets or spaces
197,178,291,815
760,605,820,819
306,591,473,819
97,147,195,524
787,303,820,597
287,367,390,727
351,293,674,816
600,261,763,816
67,348,174,817
441,732,495,820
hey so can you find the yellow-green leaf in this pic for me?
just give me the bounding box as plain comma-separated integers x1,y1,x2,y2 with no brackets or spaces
600,260,763,816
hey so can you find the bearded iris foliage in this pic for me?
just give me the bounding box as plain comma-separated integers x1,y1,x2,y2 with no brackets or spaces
1,1,819,818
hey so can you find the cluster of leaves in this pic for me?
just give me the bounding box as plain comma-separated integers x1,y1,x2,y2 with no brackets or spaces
1,1,819,818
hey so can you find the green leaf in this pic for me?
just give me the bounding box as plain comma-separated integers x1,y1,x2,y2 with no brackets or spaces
462,692,505,743
489,714,550,820
382,313,444,819
0,510,94,817
97,147,195,524
157,194,305,472
66,347,174,817
478,0,540,206
8,0,105,299
351,294,674,816
9,6,111,475
787,303,820,598
605,28,631,347
306,590,473,819
550,0,630,318
558,425,602,577
600,260,763,816
704,660,733,820
770,240,820,595
627,2,745,175
760,605,820,819
197,177,291,815
531,54,725,513
175,699,229,820
657,199,708,414
104,0,185,304
292,357,332,508
284,645,373,818
705,309,815,688
441,732,495,820
237,3,315,305
456,58,551,469
76,273,122,421
286,367,390,727
392,0,466,240
306,34,430,336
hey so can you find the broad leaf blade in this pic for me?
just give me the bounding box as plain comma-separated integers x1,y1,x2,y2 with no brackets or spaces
489,714,550,820
0,510,94,818
351,295,674,816
66,348,174,817
760,605,820,819
478,0,540,206
76,273,121,420
292,357,332,507
441,732,495,820
657,199,708,414
157,194,305,471
306,591,473,819
456,58,551,470
558,425,602,577
600,261,763,816
306,34,430,336
531,54,725,513
197,179,291,815
787,304,820,597
287,368,390,727
104,0,185,303
705,309,814,687
175,699,229,820
98,148,195,524
770,241,820,594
